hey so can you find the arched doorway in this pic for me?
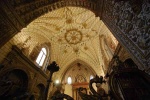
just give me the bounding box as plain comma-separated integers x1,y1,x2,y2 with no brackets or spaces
0,69,28,99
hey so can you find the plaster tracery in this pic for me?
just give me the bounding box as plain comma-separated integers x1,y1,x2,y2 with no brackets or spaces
0,4,119,78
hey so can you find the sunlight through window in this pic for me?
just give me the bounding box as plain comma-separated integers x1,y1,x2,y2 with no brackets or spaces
67,77,72,84
90,75,94,80
36,48,47,66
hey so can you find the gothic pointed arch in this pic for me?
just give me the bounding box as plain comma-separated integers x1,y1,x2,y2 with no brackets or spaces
61,59,96,84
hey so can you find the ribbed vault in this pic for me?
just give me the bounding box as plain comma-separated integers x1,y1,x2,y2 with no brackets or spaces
12,7,118,79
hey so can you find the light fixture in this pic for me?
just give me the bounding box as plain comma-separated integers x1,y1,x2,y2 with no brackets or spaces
55,80,59,84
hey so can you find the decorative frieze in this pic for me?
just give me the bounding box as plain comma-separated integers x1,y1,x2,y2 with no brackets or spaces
9,0,96,25
0,9,18,47
102,0,150,70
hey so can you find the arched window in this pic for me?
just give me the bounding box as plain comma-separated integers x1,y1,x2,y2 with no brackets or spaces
36,48,47,66
67,77,72,84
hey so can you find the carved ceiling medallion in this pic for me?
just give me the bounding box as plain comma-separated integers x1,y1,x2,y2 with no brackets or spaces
65,29,82,44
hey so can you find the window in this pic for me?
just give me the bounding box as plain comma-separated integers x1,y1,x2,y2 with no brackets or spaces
36,48,47,66
67,77,72,84
90,75,94,80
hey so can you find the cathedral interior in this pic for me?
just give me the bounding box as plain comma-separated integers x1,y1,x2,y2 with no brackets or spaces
0,0,150,100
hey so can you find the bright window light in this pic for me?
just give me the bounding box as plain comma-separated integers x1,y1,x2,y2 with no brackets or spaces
90,75,94,80
67,77,72,84
36,48,47,66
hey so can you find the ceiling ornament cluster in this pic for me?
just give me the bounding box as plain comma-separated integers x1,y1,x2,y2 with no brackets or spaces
20,7,117,77
49,7,99,54
65,29,82,45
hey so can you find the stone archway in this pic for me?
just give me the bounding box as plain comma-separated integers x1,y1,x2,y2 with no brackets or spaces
0,69,28,99
0,0,149,73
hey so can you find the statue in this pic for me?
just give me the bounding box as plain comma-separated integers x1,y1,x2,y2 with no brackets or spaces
78,75,109,100
51,75,109,100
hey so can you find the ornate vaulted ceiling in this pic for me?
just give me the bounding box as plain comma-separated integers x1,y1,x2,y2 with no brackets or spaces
10,7,118,79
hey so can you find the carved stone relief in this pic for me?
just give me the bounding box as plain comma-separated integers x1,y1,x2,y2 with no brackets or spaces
0,9,18,47
113,0,150,52
1,1,24,30
0,11,17,39
29,46,41,61
16,36,31,57
0,1,25,48
102,0,150,70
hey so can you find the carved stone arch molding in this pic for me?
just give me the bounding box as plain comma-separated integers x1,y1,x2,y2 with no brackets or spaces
4,0,97,25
